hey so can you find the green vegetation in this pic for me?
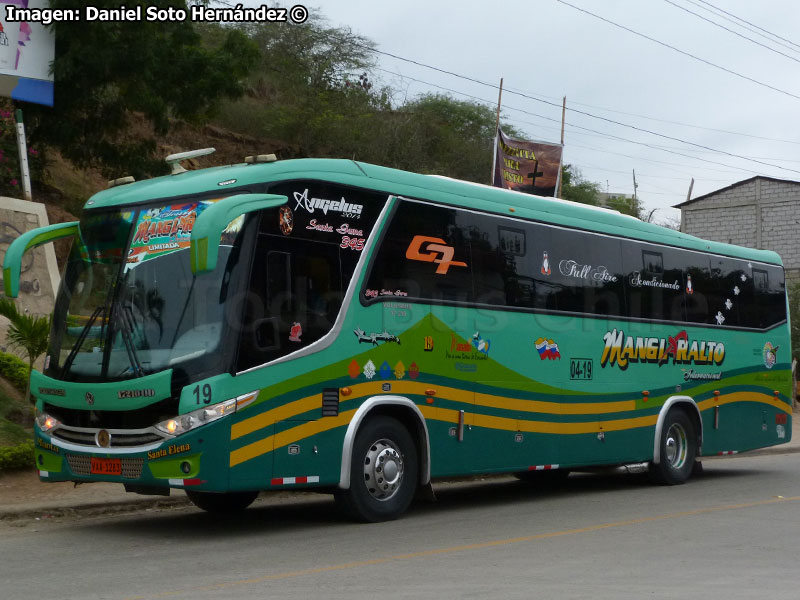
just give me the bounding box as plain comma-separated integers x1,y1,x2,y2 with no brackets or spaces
561,164,601,206
0,299,50,404
5,7,626,209
0,442,34,472
24,0,259,179
0,352,29,394
0,350,33,454
789,282,800,364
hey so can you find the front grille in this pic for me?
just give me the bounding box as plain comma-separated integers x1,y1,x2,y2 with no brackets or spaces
65,454,90,475
45,397,179,429
66,454,144,479
52,429,95,445
121,458,144,479
51,426,164,448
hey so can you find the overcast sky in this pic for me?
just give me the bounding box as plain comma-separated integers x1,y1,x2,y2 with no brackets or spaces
239,0,800,223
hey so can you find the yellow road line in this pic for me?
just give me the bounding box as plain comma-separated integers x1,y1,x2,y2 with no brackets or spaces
122,495,800,600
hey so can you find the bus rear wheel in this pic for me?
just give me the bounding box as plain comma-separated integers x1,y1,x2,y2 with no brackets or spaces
650,408,697,485
335,416,418,522
186,490,259,513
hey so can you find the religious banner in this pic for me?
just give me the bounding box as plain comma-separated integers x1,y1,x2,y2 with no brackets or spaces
492,128,563,197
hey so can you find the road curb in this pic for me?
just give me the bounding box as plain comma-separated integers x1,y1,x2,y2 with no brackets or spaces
0,495,192,522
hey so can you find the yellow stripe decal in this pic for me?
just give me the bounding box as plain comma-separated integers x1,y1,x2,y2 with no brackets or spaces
230,409,358,468
697,391,791,414
232,381,642,441
229,388,789,468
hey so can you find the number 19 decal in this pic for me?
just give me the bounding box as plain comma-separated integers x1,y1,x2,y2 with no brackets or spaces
193,384,212,404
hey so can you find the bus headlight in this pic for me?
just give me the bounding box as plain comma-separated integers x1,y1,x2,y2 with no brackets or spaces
35,411,60,433
155,398,237,436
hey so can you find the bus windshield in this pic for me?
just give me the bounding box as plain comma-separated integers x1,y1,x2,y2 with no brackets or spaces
45,201,244,383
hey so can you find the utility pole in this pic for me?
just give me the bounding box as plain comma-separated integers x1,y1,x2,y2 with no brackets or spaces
490,77,504,185
632,169,638,202
15,109,32,201
681,178,694,233
557,96,566,198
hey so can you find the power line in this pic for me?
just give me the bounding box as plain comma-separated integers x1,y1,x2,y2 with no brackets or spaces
553,0,800,102
575,162,731,182
681,0,800,57
361,38,800,176
662,0,800,66
375,66,782,176
565,141,755,176
507,89,800,147
693,0,800,53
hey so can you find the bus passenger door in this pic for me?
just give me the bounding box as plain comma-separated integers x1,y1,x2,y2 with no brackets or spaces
424,308,478,477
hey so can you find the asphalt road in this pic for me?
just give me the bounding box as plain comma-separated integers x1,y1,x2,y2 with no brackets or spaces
3,453,800,600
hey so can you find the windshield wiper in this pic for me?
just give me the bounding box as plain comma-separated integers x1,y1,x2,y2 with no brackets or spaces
116,304,144,378
61,306,103,378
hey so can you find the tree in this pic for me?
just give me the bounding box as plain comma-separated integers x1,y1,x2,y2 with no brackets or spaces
361,93,524,184
605,194,643,219
560,164,600,206
0,299,50,405
220,14,389,157
24,0,259,178
789,282,800,364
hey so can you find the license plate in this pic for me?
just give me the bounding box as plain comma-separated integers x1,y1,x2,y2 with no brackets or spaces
90,457,122,475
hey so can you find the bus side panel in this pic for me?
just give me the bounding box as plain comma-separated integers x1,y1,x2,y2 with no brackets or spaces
228,422,275,489
272,421,346,487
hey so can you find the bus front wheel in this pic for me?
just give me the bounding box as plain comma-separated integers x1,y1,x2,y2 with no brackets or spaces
650,409,697,485
335,416,418,522
186,490,259,513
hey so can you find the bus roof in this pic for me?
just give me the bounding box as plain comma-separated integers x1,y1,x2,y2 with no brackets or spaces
85,158,783,266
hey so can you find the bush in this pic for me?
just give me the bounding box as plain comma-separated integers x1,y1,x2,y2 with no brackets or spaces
0,352,29,393
0,441,34,472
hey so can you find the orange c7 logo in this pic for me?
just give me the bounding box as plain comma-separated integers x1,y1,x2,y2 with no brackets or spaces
405,235,468,275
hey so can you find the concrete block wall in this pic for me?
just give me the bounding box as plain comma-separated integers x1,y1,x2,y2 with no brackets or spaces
680,177,800,285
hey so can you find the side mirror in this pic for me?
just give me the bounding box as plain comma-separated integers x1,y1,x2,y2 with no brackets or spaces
190,194,289,274
3,221,79,297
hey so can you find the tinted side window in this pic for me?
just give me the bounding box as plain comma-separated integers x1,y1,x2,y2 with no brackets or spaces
546,229,624,316
752,265,786,328
623,243,685,322
365,202,473,303
237,183,387,371
364,199,787,330
684,256,713,325
367,201,628,317
706,257,747,327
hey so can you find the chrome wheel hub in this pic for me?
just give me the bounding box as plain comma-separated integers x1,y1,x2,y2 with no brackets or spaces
363,438,404,501
664,423,688,469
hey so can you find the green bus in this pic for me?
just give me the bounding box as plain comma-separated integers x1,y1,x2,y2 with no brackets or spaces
4,154,791,521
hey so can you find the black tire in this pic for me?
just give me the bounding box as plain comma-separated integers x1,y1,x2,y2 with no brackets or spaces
185,490,259,513
514,468,570,487
649,408,697,485
335,416,418,522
